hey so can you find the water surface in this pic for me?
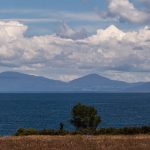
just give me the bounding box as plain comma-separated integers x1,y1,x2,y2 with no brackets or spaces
0,93,149,135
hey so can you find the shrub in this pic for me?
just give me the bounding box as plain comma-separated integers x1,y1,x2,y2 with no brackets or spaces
15,128,38,136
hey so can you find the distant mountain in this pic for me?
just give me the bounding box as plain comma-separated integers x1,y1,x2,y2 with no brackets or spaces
0,71,149,92
67,74,132,92
124,82,150,92
0,71,66,92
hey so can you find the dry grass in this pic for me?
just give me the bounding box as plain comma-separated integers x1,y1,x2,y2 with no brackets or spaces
0,135,149,150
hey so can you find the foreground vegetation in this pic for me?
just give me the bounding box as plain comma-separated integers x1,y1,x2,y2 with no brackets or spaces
15,126,150,136
0,135,150,150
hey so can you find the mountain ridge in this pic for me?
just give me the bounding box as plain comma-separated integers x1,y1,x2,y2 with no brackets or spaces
0,71,149,92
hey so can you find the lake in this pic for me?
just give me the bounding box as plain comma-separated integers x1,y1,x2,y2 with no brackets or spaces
0,93,150,135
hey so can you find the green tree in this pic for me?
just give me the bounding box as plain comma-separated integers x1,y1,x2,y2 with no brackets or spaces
70,103,101,130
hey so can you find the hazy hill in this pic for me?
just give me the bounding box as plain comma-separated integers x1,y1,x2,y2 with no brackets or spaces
67,74,131,92
0,72,66,92
0,71,149,92
124,82,150,92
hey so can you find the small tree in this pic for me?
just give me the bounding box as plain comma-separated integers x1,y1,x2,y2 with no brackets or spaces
70,103,101,130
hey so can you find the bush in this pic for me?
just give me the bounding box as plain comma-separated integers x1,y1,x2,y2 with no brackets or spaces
15,128,38,136
15,128,69,136
15,128,26,136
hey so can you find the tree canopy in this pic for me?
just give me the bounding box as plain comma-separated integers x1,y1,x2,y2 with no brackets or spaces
70,103,101,130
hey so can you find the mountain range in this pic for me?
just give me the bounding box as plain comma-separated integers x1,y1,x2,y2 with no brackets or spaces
0,71,149,92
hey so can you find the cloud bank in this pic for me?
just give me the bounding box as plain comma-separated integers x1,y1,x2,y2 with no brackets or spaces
0,21,150,82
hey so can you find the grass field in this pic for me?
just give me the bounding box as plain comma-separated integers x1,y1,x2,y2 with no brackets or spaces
0,135,150,150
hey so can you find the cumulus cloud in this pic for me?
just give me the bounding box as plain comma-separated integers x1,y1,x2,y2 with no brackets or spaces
96,0,150,24
108,0,149,23
0,21,27,41
0,21,150,82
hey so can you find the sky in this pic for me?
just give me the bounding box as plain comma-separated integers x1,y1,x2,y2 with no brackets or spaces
0,0,150,82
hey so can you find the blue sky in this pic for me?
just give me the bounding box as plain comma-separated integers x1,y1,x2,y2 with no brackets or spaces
0,0,146,35
0,0,105,35
0,0,150,82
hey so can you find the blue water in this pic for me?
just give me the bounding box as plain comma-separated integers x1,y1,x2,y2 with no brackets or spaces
0,93,150,135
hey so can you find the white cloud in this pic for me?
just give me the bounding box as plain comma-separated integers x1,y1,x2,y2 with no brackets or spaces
85,25,126,43
107,0,149,23
0,21,150,82
95,0,150,24
0,21,27,40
